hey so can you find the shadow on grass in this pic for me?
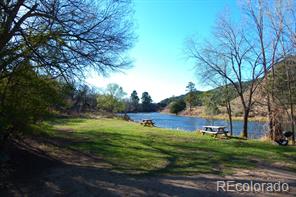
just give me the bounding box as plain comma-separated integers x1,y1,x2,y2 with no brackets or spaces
3,137,295,196
28,117,296,177
46,117,88,125
42,127,296,176
0,141,232,196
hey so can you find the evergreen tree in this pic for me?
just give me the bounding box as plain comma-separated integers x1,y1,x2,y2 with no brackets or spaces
185,82,197,111
141,92,152,112
170,100,186,115
130,90,140,112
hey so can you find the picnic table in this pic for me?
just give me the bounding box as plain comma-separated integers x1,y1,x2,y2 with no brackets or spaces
200,125,228,137
140,119,155,127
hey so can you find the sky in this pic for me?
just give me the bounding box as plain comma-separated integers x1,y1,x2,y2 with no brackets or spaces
86,0,240,102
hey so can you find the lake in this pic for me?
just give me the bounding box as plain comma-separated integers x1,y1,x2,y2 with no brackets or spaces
127,112,267,139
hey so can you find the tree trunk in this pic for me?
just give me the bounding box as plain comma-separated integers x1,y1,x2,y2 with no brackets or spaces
267,95,274,140
292,117,295,145
291,109,295,145
242,110,249,139
226,102,233,136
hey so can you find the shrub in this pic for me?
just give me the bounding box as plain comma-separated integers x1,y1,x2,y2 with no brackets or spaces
0,65,64,140
169,100,186,115
96,95,125,113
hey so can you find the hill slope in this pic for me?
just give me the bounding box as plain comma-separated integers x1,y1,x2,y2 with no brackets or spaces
158,80,267,119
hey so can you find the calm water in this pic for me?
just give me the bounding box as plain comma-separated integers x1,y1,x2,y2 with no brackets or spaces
127,112,267,139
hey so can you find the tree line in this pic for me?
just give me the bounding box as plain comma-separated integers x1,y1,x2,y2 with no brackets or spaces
127,90,158,112
94,85,158,113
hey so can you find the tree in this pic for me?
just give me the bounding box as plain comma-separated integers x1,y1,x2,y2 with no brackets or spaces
0,0,134,81
185,82,197,111
267,57,296,144
97,83,126,113
187,0,296,140
106,83,127,99
219,84,235,136
0,62,64,141
130,90,139,112
141,92,152,112
202,93,220,116
169,100,186,115
187,16,263,138
70,85,98,113
0,0,134,140
96,95,125,113
242,0,294,140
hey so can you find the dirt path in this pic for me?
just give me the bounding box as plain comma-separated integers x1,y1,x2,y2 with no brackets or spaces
1,138,295,197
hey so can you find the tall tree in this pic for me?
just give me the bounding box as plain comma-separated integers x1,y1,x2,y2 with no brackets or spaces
97,83,126,113
141,92,152,112
187,16,263,138
267,57,296,144
217,82,235,136
240,0,296,141
130,90,139,112
96,95,125,113
106,83,127,99
185,82,196,111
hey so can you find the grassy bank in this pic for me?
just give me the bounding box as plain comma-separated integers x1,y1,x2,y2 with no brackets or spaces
33,117,295,176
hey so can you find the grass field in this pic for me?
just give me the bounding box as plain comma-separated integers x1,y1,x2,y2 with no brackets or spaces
32,117,296,176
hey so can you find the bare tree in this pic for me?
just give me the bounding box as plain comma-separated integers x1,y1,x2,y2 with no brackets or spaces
192,58,234,136
0,0,134,81
221,76,234,136
187,17,263,138
242,0,296,140
284,0,296,48
276,1,296,144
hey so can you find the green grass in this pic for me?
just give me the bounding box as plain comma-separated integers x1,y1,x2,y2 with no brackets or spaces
33,117,296,176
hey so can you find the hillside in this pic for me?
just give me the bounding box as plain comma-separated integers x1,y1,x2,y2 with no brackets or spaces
158,90,203,108
158,80,267,120
159,57,296,121
159,80,253,107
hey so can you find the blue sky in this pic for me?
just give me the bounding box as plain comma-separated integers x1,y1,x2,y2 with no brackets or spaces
87,0,240,102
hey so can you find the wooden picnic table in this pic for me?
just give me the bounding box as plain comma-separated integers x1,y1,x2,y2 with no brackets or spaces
200,125,228,137
140,119,155,127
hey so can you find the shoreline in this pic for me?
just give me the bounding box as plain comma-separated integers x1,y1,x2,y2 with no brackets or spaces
160,111,268,122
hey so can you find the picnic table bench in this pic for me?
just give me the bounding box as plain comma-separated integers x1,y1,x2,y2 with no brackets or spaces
200,126,228,137
140,119,155,127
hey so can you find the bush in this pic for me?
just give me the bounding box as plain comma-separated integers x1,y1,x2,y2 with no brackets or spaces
0,65,64,139
96,95,125,113
169,100,186,115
